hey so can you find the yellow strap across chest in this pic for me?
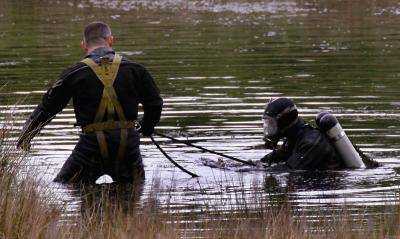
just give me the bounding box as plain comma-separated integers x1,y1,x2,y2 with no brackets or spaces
81,54,126,122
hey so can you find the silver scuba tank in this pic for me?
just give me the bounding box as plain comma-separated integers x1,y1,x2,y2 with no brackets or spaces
315,112,365,169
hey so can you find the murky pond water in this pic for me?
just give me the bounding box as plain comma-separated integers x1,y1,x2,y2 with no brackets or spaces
1,0,400,230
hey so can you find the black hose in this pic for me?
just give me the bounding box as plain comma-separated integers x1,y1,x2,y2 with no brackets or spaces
150,135,199,178
155,132,256,166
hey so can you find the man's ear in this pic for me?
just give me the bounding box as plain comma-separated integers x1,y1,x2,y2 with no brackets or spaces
106,36,114,47
80,40,88,52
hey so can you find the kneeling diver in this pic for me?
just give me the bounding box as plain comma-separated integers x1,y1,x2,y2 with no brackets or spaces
260,97,378,169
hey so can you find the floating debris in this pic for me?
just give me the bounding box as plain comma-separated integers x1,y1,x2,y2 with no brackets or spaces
201,157,265,172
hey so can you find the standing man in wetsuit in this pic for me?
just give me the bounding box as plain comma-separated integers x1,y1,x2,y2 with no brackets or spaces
17,22,163,184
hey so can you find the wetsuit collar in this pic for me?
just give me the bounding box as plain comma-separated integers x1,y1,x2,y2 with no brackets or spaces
85,47,115,60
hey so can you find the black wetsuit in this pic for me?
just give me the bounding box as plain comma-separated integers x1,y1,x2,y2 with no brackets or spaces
21,47,163,183
262,119,344,170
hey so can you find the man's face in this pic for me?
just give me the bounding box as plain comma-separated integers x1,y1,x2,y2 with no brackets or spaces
263,115,278,138
262,115,280,149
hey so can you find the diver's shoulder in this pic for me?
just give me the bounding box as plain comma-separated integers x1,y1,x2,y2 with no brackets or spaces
121,56,147,73
59,62,88,79
120,56,148,70
300,125,325,145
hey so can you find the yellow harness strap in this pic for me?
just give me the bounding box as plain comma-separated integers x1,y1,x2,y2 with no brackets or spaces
81,54,128,161
82,121,137,133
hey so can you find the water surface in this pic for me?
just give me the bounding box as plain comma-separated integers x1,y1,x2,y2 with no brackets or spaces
1,0,400,231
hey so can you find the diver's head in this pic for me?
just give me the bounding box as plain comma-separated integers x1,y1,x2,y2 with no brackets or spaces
262,97,299,147
81,22,114,54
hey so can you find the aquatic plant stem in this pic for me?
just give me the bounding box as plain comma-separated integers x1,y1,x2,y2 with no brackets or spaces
155,132,256,166
150,135,199,178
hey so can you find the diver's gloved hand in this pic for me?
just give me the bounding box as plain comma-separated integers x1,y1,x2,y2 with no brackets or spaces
138,120,154,137
260,152,275,166
17,107,53,151
139,104,162,137
17,135,32,151
263,136,278,150
17,120,38,151
139,127,154,137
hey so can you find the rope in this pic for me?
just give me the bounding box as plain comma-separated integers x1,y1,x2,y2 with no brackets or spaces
150,135,199,178
155,132,256,166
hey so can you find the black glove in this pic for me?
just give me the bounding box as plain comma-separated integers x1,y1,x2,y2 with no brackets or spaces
138,120,154,137
260,152,275,166
139,104,162,137
263,135,278,150
17,107,53,150
17,134,33,150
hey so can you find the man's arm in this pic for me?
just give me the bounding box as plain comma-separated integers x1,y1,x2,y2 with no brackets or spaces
17,68,74,149
261,140,291,166
135,67,163,136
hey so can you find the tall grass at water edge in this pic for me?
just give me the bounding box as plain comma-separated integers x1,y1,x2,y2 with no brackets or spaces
0,122,399,238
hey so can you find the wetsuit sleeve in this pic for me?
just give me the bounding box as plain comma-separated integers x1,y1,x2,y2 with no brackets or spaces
136,67,163,136
17,69,74,148
41,69,74,115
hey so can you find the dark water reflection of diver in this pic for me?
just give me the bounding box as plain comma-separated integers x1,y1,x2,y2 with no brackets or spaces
68,179,145,218
263,171,346,207
265,171,346,192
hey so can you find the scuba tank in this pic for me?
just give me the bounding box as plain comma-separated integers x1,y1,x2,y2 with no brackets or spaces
315,112,365,169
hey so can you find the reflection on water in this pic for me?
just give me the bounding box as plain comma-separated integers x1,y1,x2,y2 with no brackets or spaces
72,181,144,218
1,0,400,230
